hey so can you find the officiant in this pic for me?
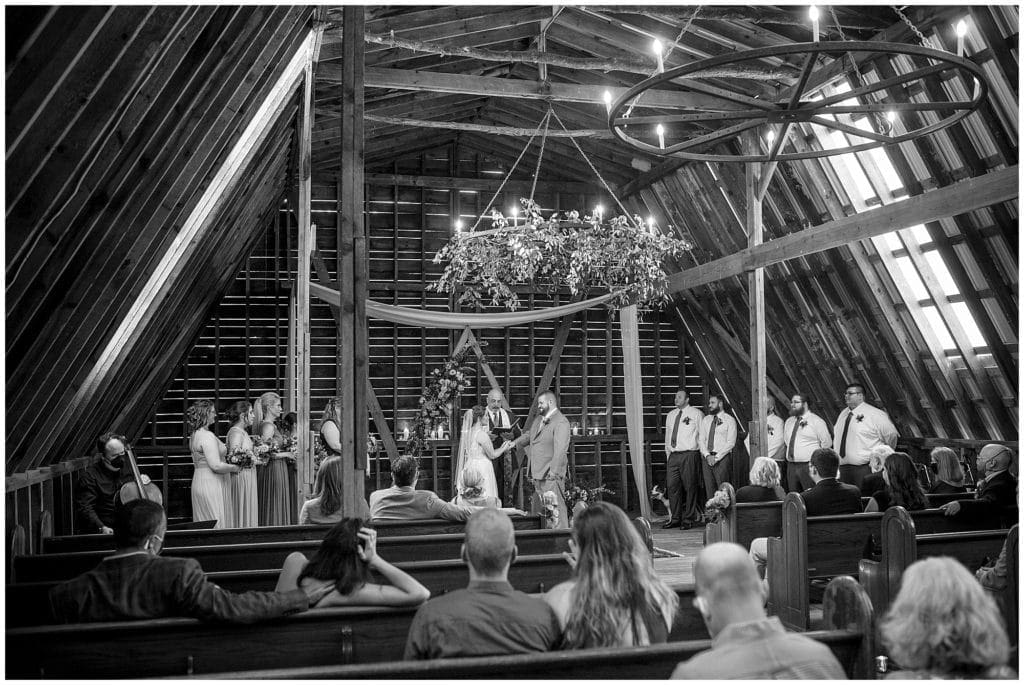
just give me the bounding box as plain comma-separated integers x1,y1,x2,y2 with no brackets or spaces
484,387,521,502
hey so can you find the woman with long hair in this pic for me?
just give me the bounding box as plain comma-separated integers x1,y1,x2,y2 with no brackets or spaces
300,456,370,524
544,502,678,648
881,556,1014,678
318,398,344,457
735,457,785,502
864,451,927,512
187,400,239,528
226,400,258,528
928,447,967,495
275,519,429,608
253,391,296,526
453,404,515,503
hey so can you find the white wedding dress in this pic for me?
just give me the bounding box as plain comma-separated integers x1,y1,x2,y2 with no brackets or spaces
459,426,500,501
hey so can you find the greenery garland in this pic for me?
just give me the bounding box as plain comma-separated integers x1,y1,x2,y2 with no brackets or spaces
431,199,693,311
405,345,481,458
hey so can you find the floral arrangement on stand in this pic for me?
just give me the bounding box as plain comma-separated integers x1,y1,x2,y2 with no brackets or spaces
405,345,480,458
225,447,255,469
431,198,692,311
704,485,734,524
565,481,615,514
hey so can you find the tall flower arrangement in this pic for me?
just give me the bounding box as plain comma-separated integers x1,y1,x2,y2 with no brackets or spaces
431,199,693,311
406,345,480,458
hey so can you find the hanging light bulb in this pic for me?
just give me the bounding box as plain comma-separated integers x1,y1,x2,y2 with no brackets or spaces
656,123,665,150
886,110,897,123
809,5,820,42
955,19,968,56
652,39,664,73
603,90,613,115
766,129,776,146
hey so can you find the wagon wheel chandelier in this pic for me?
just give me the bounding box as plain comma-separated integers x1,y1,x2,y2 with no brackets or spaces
607,10,990,163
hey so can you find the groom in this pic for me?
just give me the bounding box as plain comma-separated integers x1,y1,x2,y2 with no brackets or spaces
514,391,570,529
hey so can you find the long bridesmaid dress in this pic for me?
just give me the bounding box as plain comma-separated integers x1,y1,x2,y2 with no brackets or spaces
227,426,259,528
257,421,297,526
190,434,226,529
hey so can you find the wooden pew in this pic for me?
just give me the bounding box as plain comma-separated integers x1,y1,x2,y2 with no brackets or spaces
859,506,1011,617
768,493,1007,631
41,516,544,554
6,553,573,627
194,577,875,680
16,529,570,581
5,586,704,677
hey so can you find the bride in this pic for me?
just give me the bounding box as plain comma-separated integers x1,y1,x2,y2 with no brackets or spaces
454,404,516,503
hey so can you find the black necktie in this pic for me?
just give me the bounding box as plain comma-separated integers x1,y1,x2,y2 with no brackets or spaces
838,413,853,458
707,418,716,453
787,419,799,462
670,411,682,448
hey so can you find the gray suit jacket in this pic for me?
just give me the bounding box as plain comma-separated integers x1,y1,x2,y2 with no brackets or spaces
520,410,570,481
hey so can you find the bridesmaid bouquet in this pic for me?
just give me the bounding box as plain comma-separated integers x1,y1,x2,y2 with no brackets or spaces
277,435,298,463
703,485,734,524
225,447,255,469
252,437,273,467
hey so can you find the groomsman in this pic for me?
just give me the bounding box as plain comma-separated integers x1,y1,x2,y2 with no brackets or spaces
833,383,899,489
698,394,737,498
663,389,704,529
484,388,520,502
744,397,786,487
782,393,832,492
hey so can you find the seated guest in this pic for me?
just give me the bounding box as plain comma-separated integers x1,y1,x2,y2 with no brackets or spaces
864,452,927,513
404,508,561,659
881,556,1015,679
860,445,894,497
275,518,428,607
75,432,131,534
370,455,479,522
928,446,967,495
544,502,677,647
671,542,845,679
749,448,860,577
452,463,502,508
49,500,330,623
735,457,786,503
976,524,1017,594
300,456,370,524
940,444,1017,524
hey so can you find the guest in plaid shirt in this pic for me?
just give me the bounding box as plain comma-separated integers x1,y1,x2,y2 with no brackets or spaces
49,500,331,624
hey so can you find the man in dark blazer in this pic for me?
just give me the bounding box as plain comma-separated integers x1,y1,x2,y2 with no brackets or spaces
49,500,330,624
799,448,864,516
941,444,1017,527
485,388,521,503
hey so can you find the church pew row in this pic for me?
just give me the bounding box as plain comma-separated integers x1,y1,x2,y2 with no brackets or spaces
6,585,706,677
6,553,573,627
859,506,1013,618
15,529,571,582
41,516,544,554
765,492,1007,631
193,576,875,680
705,488,974,549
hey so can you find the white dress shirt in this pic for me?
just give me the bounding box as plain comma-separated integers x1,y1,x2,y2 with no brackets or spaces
664,405,704,453
744,413,786,460
833,402,899,466
698,412,737,464
782,411,833,463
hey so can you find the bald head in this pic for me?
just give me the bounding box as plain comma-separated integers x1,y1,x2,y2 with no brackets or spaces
978,444,1013,473
695,543,765,613
464,509,515,577
536,391,558,415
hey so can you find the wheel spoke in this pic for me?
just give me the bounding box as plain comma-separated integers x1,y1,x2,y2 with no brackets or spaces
669,119,766,152
808,115,890,143
810,62,951,109
613,110,768,126
787,53,819,110
675,78,781,112
814,101,976,115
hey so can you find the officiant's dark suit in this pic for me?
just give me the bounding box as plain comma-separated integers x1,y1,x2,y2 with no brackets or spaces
486,406,521,502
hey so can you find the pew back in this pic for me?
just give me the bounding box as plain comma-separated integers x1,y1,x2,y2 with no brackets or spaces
41,517,544,554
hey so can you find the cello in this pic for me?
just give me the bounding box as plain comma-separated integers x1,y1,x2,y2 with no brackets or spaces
117,440,163,506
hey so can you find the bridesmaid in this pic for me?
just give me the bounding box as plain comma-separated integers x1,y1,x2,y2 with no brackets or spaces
187,400,239,528
226,400,259,528
253,392,295,526
319,398,344,458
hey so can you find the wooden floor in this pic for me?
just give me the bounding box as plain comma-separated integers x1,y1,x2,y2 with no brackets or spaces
650,516,704,587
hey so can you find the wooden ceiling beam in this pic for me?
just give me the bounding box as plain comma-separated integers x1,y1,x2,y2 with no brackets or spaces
364,24,540,68
327,66,749,111
666,165,1019,293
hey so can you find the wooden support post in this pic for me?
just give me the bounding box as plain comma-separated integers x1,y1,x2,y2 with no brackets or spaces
743,132,768,465
295,50,314,503
337,6,367,515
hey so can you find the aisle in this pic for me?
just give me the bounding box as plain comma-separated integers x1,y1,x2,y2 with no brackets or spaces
651,526,704,587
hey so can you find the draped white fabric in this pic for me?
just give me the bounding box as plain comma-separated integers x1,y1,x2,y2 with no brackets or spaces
619,304,651,519
310,281,617,328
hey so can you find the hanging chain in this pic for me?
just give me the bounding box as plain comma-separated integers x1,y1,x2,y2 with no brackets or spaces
891,5,935,49
548,108,638,227
829,6,867,86
470,110,550,232
625,5,700,119
528,108,552,204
